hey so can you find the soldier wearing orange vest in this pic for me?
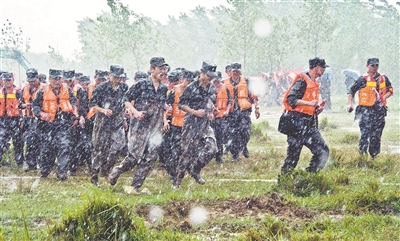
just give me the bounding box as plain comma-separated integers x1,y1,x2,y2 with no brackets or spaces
280,57,330,175
347,58,393,159
32,69,80,180
20,68,42,171
224,62,260,162
0,72,25,167
211,71,232,163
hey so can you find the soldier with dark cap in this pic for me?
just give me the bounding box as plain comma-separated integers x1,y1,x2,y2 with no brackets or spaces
38,73,47,84
108,57,169,194
173,61,218,189
32,69,80,180
89,65,128,186
211,71,232,163
0,72,26,167
21,68,42,171
163,70,195,179
280,57,330,175
224,62,260,162
134,71,148,83
160,70,182,179
347,58,393,159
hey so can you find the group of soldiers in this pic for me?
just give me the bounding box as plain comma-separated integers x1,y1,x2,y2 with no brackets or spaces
0,57,260,194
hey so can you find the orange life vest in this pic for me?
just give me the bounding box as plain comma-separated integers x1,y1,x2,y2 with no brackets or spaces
283,73,320,116
41,83,73,122
0,87,22,117
358,74,388,107
171,84,185,127
22,84,40,118
86,83,96,119
215,84,229,118
224,76,252,111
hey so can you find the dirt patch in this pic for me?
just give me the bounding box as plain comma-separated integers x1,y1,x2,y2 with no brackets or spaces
135,192,321,232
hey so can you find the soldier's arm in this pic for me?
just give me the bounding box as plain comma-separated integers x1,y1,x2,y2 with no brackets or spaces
347,76,365,111
32,89,44,117
68,87,80,119
382,75,393,101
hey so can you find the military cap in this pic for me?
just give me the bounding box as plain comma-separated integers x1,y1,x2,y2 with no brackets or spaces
167,70,180,83
309,57,329,69
110,65,124,77
63,69,75,81
123,72,129,80
230,62,241,71
1,72,13,80
79,75,91,84
225,65,232,71
367,58,379,65
200,61,217,77
38,73,47,83
181,70,195,82
150,57,168,67
213,71,222,81
134,71,148,80
49,69,63,78
95,70,108,79
75,72,83,79
26,68,39,82
0,70,6,76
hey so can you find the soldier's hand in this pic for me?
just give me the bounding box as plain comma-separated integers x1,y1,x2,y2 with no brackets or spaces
164,104,172,114
103,108,113,117
124,109,131,119
347,105,354,113
309,100,319,107
194,109,205,117
71,119,79,128
255,109,261,119
134,110,146,120
79,116,85,128
163,122,170,132
40,112,51,121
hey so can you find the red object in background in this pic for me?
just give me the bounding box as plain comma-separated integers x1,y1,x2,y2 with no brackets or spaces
319,99,326,108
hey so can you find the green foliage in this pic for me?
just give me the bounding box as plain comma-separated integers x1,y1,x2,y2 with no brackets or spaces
239,215,290,240
251,121,270,143
48,190,145,240
340,132,359,144
279,170,334,197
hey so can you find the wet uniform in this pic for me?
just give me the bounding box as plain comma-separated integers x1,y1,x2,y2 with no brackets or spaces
89,81,128,179
32,84,78,178
111,78,168,189
349,73,393,158
75,87,92,169
0,86,25,166
281,73,329,173
174,80,217,185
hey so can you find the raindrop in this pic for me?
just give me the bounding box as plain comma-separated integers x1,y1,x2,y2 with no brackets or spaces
189,206,208,225
253,19,272,37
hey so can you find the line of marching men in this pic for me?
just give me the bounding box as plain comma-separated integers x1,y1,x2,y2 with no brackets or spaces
0,57,260,193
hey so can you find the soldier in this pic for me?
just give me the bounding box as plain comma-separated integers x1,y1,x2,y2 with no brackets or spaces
21,68,42,171
89,65,128,186
211,71,232,163
32,69,80,180
134,71,148,83
108,57,169,194
318,67,333,110
224,62,260,162
173,61,219,189
280,57,330,174
347,58,393,159
62,69,81,176
0,72,25,167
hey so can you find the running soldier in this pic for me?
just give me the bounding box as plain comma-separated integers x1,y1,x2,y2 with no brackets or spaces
108,57,169,194
173,61,219,188
89,65,128,186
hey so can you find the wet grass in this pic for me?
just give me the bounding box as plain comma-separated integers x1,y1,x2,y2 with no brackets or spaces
1,94,399,240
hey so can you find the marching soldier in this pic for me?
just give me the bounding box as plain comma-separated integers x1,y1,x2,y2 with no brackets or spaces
32,69,80,180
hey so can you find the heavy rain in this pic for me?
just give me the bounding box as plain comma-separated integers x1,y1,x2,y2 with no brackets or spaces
0,0,399,240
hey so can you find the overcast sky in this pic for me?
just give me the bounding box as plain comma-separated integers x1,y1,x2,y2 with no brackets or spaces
0,0,229,59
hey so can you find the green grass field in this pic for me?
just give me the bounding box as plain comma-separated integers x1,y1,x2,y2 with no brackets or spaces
1,94,399,240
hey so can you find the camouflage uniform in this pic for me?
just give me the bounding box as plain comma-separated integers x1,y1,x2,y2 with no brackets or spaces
174,78,217,187
89,80,128,181
109,77,168,189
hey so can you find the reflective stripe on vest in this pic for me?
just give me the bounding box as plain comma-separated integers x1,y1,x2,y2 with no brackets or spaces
0,87,21,117
42,83,73,122
283,73,319,116
224,76,252,111
358,74,387,107
171,84,185,127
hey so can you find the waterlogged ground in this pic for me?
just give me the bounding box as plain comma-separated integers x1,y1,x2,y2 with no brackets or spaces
0,94,399,239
